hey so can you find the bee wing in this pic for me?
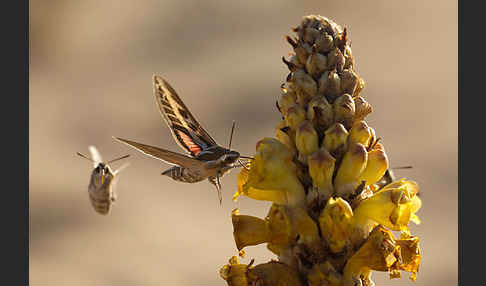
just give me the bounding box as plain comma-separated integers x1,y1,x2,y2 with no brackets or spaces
114,137,206,170
153,75,218,156
88,145,103,168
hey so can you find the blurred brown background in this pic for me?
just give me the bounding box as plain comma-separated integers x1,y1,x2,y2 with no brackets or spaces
30,0,457,285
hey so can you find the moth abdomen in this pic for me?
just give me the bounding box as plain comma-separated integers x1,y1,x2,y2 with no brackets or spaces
162,166,204,183
88,192,112,215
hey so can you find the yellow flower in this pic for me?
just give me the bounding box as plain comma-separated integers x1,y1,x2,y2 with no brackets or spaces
353,179,422,232
233,138,306,207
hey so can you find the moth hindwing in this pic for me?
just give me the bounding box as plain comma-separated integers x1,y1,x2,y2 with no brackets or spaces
114,75,242,204
77,146,130,215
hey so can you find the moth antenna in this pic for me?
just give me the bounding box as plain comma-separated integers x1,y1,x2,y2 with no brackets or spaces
391,165,413,170
228,120,236,150
77,152,95,163
239,155,254,160
107,154,130,164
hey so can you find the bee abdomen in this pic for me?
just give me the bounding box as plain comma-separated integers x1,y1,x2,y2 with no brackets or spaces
162,166,203,183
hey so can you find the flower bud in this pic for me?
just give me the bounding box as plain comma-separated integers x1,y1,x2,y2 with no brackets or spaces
308,148,335,198
319,197,353,253
307,96,334,130
292,69,318,100
314,33,334,53
279,92,297,117
358,149,389,186
327,47,345,72
343,45,354,70
275,122,296,157
220,256,252,286
354,96,373,123
323,123,348,153
285,104,306,131
319,70,341,98
334,143,368,197
247,261,304,286
354,77,366,97
306,51,328,78
295,120,319,162
333,94,355,129
340,69,359,95
348,121,372,146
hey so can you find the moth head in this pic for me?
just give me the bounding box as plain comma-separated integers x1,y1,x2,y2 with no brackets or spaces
93,163,112,185
222,150,240,165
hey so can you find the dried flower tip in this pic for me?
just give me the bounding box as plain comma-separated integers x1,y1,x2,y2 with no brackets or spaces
396,235,421,281
308,148,335,198
323,123,349,153
295,120,319,162
333,94,355,129
348,121,373,146
334,143,368,197
354,96,373,122
306,51,328,78
319,197,353,253
340,69,359,96
285,104,307,130
358,149,389,186
282,56,298,72
291,69,318,101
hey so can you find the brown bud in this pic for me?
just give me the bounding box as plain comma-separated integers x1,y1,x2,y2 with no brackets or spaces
292,69,318,99
340,69,359,95
306,51,328,78
323,123,349,153
327,47,345,72
307,96,334,130
314,33,334,53
354,96,373,122
333,94,355,129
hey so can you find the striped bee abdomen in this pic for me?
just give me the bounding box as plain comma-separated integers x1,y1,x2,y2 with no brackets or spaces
162,166,204,183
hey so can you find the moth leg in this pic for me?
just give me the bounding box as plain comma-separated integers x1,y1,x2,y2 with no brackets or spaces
110,192,117,203
216,173,223,205
208,176,223,205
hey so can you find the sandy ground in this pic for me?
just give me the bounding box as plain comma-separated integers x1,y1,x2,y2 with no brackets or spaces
30,1,457,285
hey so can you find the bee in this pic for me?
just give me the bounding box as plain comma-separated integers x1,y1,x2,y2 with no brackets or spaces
114,75,250,204
77,146,130,215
